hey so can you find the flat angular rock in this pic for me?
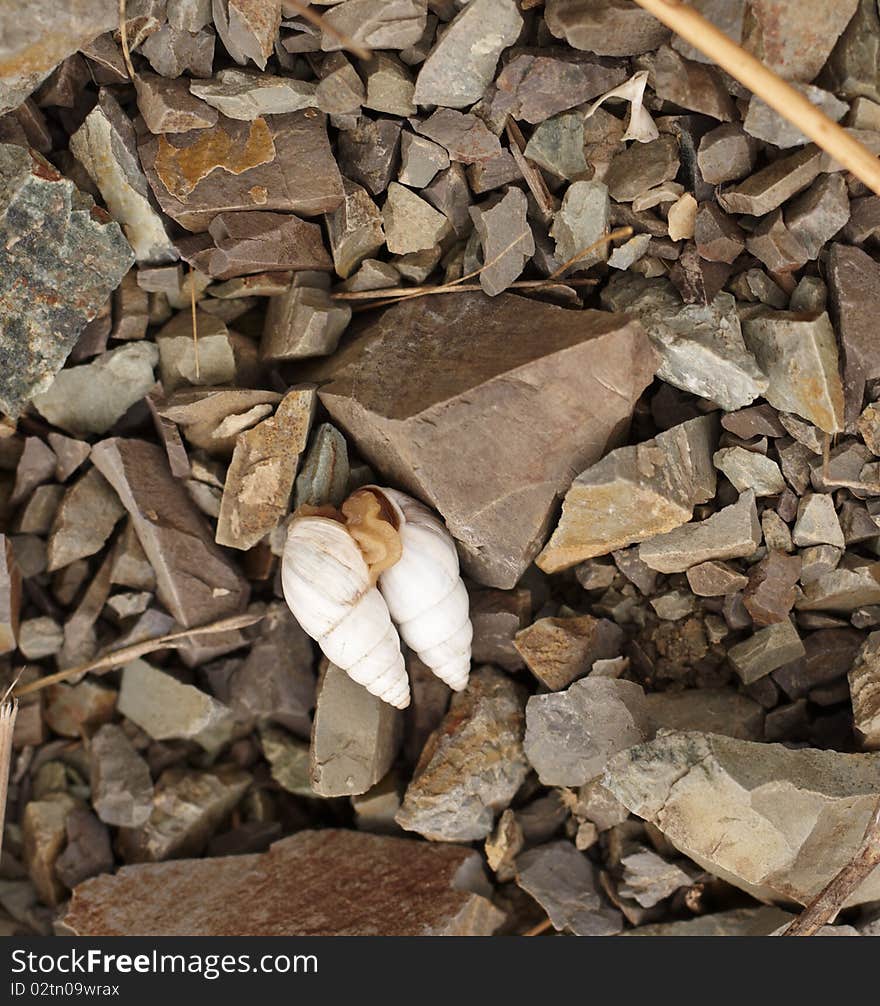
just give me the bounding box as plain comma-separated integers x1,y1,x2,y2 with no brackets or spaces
524,677,652,786
310,662,403,797
729,618,805,684
116,766,251,863
139,112,344,232
119,659,236,750
514,614,622,691
310,294,658,587
620,848,693,908
744,550,801,626
640,490,761,573
216,387,315,550
605,135,679,203
785,174,850,261
545,0,670,56
135,73,218,134
326,179,384,279
17,616,63,659
70,90,176,264
550,179,609,270
190,69,318,119
32,342,159,437
262,274,352,360
744,85,848,148
516,841,621,935
396,668,528,842
413,0,522,109
719,144,829,217
625,906,793,937
337,117,401,196
496,54,627,124
23,793,78,905
697,122,757,185
850,631,880,749
694,202,745,264
54,809,113,891
214,0,281,70
64,830,503,936
642,45,735,121
798,563,880,612
0,145,134,417
47,468,124,572
714,447,785,496
605,730,880,906
320,0,426,53
827,244,880,423
413,109,501,165
793,493,845,547
363,53,416,117
539,416,717,572
470,187,534,296
91,438,250,662
469,588,530,672
382,181,450,254
645,688,764,740
686,560,749,596
601,275,766,411
741,310,845,434
89,724,154,828
398,133,449,188
140,23,215,78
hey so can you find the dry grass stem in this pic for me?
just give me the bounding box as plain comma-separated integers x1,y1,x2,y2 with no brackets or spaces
283,0,372,60
190,266,200,380
630,0,880,195
117,0,137,82
13,611,264,698
0,696,17,859
506,119,557,221
522,917,553,936
548,226,635,279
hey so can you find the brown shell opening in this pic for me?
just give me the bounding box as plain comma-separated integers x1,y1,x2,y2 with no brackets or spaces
341,489,402,585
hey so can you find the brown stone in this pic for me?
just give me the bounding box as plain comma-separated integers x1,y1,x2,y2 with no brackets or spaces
642,45,736,121
152,388,282,456
729,619,806,684
744,551,802,626
47,468,124,572
337,117,401,196
686,560,749,596
23,793,78,905
308,294,657,588
850,631,880,749
55,808,113,890
605,135,680,202
63,830,502,935
775,627,864,700
0,535,21,654
139,112,344,232
44,681,117,737
216,387,315,550
91,438,250,663
545,0,671,55
717,145,827,216
413,109,502,164
495,53,628,123
261,274,352,360
135,73,218,134
694,202,745,263
214,0,281,70
514,614,623,691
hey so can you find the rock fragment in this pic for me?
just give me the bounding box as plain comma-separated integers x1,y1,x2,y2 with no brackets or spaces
743,551,802,626
89,724,154,828
310,662,402,798
785,174,850,261
135,73,218,134
793,493,845,548
396,668,528,842
363,53,416,116
516,841,621,936
741,310,845,434
694,202,745,263
46,469,123,572
470,187,534,296
312,294,658,587
337,117,401,196
514,614,623,691
496,54,628,124
0,145,134,416
32,343,158,437
64,830,502,936
190,69,318,118
140,23,215,78
398,133,449,188
797,563,880,612
262,274,352,360
91,438,250,663
469,588,530,672
54,809,114,891
605,135,679,202
413,109,502,164
696,122,757,185
605,730,880,906
849,632,880,749
382,181,451,255
325,180,385,279
70,90,176,264
413,0,522,109
686,560,749,596
620,848,693,908
524,678,652,786
550,180,609,270
744,85,848,148
713,447,785,496
213,0,281,70
216,387,315,550
0,537,21,654
23,793,78,905
729,619,805,684
717,146,826,216
644,688,764,740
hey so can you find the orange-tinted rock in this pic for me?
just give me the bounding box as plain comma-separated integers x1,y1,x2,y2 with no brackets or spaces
514,614,623,690
63,830,503,935
0,534,21,654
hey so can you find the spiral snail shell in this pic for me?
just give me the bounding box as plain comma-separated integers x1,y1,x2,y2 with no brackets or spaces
281,485,472,708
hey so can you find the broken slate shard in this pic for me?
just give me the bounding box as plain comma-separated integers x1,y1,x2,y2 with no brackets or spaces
601,274,767,411
396,667,528,842
537,415,716,572
307,293,658,588
190,69,319,119
849,632,880,749
514,614,622,691
0,145,134,416
470,187,534,296
413,0,522,109
605,730,880,907
63,831,503,936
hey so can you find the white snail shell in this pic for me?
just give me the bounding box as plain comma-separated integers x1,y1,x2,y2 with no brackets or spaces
281,515,411,709
371,487,472,693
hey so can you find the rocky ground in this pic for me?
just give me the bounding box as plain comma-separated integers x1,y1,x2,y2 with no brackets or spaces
1,0,880,937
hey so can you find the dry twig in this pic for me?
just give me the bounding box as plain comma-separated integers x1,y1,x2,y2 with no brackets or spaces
13,611,264,698
117,0,137,82
548,226,634,279
505,119,558,222
522,917,553,937
283,0,372,60
0,690,17,859
630,0,880,196
334,276,599,303
190,266,200,381
781,797,880,935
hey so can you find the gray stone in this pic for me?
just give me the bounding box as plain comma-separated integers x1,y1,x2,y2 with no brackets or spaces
398,132,449,188
620,848,693,908
694,202,745,264
383,181,451,254
190,69,318,118
696,123,757,185
47,468,125,571
639,490,761,574
545,0,670,56
293,422,350,511
156,311,235,392
140,23,215,78
319,0,427,53
550,180,609,270
363,53,416,117
523,112,588,181
70,90,176,264
524,677,652,786
744,85,848,148
325,179,384,280
604,729,880,906
262,274,352,359
32,343,159,437
89,724,154,828
413,0,522,109
538,415,717,570
17,616,63,659
785,174,850,261
315,53,364,117
310,662,403,797
413,109,502,164
259,726,311,796
729,619,805,684
849,631,880,749
337,117,401,196
470,188,534,296
798,563,880,611
642,45,735,121
713,447,785,496
742,310,845,434
651,591,696,620
135,73,218,134
516,841,622,935
601,275,766,411
0,145,134,417
119,659,236,750
54,808,113,890
396,667,529,842
605,135,679,202
717,146,827,216
645,688,764,740
793,493,845,548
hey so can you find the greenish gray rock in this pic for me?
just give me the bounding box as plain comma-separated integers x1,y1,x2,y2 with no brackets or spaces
523,112,588,180
550,180,609,270
190,69,318,118
293,423,350,510
470,187,534,296
89,724,154,828
729,619,805,684
713,447,785,496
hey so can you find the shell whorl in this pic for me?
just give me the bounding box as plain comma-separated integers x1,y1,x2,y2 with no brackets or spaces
281,515,410,709
373,487,473,692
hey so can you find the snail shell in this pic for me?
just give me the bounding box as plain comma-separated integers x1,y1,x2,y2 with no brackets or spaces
281,515,411,709
372,487,472,692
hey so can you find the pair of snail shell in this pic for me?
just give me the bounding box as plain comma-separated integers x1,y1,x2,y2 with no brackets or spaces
281,486,472,709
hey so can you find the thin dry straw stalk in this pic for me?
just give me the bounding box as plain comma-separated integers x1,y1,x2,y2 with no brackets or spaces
630,0,880,196
0,689,17,860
